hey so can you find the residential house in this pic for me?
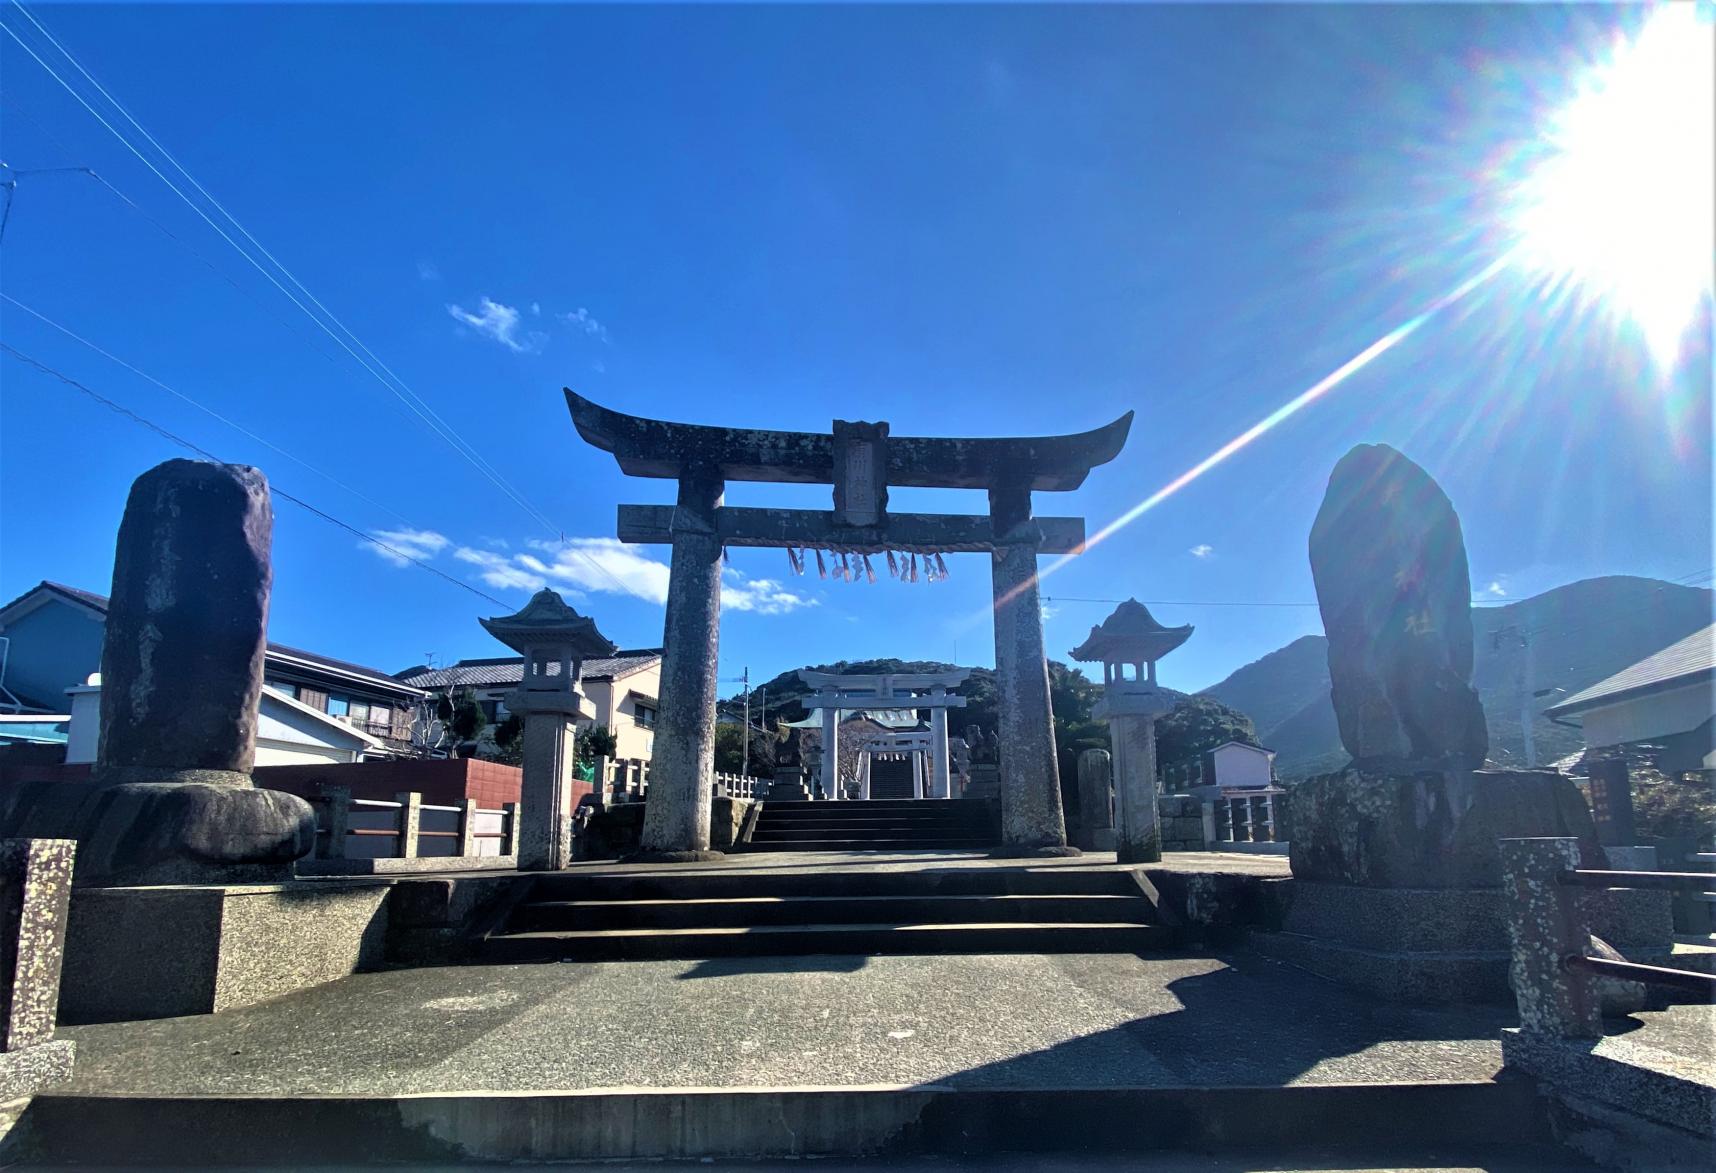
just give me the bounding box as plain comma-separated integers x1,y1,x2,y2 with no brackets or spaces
61,675,390,766
1546,624,1714,772
0,581,426,754
396,649,663,761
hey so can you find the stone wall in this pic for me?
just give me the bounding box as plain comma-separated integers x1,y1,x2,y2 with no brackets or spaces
583,796,754,860
1158,794,1207,852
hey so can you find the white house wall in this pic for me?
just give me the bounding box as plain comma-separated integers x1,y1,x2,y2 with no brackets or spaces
1579,682,1714,749
1212,743,1274,788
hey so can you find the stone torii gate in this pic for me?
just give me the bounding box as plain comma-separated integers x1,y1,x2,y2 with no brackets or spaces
798,669,969,800
565,390,1132,858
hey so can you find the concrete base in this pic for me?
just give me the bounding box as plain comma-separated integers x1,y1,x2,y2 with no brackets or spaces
60,880,390,1023
1253,881,1674,1003
1503,1027,1714,1171
0,1041,73,1103
297,854,518,876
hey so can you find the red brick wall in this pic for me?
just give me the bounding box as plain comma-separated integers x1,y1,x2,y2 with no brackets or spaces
256,758,523,808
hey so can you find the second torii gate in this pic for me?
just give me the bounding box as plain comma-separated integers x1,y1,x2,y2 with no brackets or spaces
565,389,1132,858
799,669,969,800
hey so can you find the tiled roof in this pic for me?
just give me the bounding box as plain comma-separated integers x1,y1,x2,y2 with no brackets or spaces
398,649,662,690
1,581,424,698
1547,624,1715,716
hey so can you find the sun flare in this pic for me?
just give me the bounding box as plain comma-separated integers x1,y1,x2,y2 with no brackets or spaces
1508,4,1715,367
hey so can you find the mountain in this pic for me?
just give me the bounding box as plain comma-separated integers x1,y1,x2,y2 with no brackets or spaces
1201,576,1714,779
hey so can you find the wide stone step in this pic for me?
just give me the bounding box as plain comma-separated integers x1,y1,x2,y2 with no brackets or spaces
751,826,993,842
527,868,1139,901
509,893,1155,932
757,799,994,812
24,1082,1556,1165
483,920,1175,961
742,837,1002,852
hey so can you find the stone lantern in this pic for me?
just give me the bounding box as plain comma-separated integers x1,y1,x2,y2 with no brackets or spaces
481,590,615,870
1070,599,1192,863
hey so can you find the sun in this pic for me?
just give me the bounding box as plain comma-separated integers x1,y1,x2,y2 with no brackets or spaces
1507,4,1715,368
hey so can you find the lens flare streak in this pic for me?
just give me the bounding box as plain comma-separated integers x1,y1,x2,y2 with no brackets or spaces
990,254,1513,616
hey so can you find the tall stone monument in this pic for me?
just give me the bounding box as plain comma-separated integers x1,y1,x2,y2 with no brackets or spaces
1255,445,1668,1001
0,461,315,886
479,590,615,869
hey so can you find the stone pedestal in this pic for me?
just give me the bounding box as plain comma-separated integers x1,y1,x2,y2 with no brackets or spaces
1253,767,1673,1002
641,475,723,857
767,769,811,802
988,489,1071,854
59,879,389,1023
511,691,581,872
1095,686,1173,865
1075,749,1115,852
0,839,76,1139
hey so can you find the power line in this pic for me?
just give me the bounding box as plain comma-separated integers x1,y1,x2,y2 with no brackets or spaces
0,343,510,608
1045,595,1320,608
3,294,414,528
0,5,633,598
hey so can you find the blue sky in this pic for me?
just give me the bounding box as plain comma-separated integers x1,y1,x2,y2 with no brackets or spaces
2,3,1710,697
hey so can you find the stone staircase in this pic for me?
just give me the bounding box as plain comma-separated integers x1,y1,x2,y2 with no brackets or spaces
482,864,1171,962
748,797,998,852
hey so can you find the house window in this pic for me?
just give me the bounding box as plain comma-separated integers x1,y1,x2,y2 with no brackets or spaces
327,695,350,718
634,705,657,729
348,701,371,726
265,679,297,699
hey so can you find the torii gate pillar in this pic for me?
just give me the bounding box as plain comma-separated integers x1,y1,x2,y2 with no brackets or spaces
640,472,724,858
989,485,1072,853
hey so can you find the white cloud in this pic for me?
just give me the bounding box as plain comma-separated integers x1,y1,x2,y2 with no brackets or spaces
530,302,541,316
559,306,610,343
1040,602,1059,621
530,538,671,603
366,527,450,567
1485,580,1508,597
721,575,817,615
447,297,546,353
454,547,547,592
417,260,440,281
453,537,816,616
1189,544,1214,559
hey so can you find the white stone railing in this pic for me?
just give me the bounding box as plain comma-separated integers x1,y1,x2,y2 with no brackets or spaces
1207,789,1283,844
307,788,516,859
712,771,759,800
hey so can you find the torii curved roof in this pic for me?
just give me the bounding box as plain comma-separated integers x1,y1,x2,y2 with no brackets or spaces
566,389,1132,492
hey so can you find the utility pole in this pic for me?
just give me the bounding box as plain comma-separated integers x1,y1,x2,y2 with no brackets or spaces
740,667,751,778
1492,626,1536,768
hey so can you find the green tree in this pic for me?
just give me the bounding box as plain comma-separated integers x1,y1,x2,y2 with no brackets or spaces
479,712,524,767
1154,695,1260,784
447,689,487,756
576,723,618,765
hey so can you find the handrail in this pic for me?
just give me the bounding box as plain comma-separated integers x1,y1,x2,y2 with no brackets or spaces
1560,868,1716,891
1565,954,1716,994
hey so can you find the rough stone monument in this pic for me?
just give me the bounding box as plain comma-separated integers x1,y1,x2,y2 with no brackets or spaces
1254,445,1669,1000
1075,748,1115,852
1308,444,1487,772
0,461,315,886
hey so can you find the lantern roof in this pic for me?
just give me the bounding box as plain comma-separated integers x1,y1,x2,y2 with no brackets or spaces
1069,598,1193,664
479,589,616,658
